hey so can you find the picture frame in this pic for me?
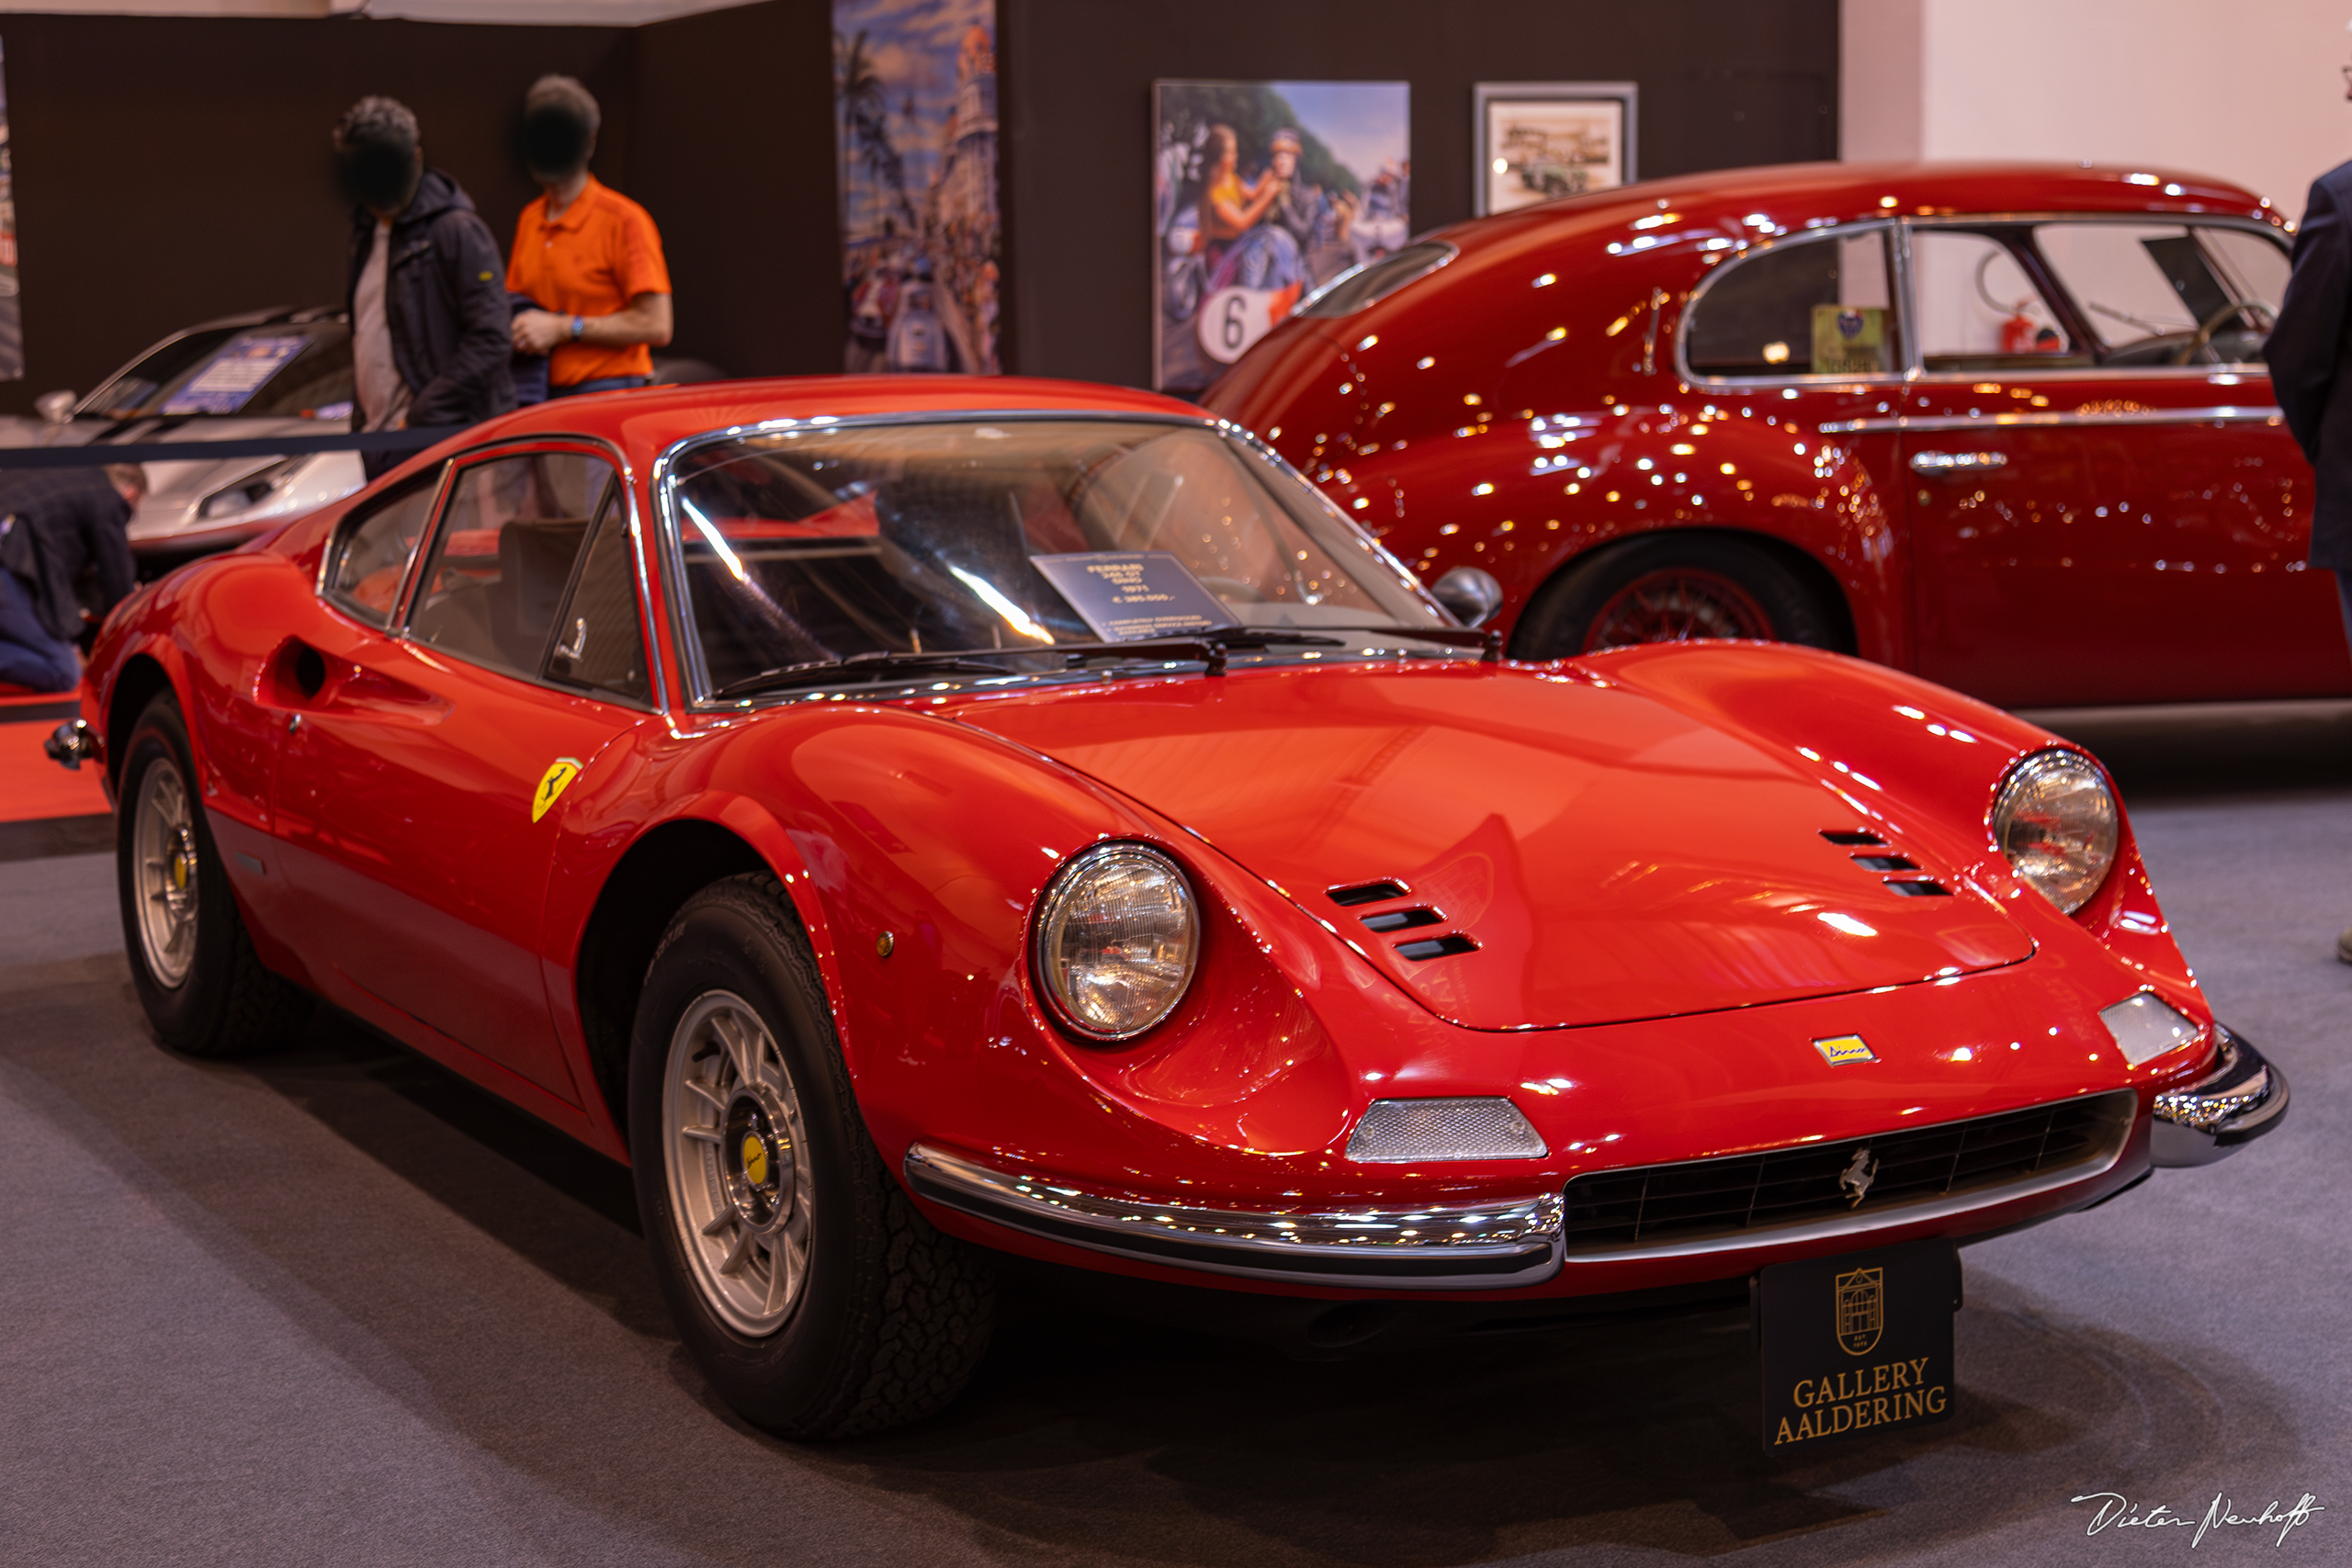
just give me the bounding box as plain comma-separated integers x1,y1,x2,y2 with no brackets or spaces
1473,81,1637,219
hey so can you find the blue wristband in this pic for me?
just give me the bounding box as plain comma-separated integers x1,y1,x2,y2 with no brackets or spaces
570,314,584,341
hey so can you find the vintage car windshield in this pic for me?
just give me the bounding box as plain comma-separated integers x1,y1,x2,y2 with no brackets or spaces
667,417,1445,694
82,321,355,422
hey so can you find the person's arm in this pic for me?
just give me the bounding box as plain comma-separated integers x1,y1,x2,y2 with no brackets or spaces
411,209,516,427
2267,176,2349,465
1207,176,1284,237
85,492,137,619
516,293,672,354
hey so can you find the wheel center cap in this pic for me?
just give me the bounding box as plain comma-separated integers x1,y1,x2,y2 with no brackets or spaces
721,1085,794,1230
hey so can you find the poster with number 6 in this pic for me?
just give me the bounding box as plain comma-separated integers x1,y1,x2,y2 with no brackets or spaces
1153,80,1408,394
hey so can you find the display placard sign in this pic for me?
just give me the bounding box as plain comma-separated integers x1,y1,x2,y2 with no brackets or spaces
1031,551,1238,642
162,333,306,415
1757,1236,1959,1452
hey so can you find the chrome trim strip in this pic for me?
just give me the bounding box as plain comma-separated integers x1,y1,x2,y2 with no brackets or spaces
1820,406,2282,434
903,1143,1566,1290
1558,1089,2136,1264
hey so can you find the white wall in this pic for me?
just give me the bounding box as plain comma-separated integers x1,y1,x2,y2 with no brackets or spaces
1844,0,2352,221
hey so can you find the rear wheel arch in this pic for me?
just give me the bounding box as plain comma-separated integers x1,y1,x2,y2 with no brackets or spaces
106,653,175,796
1509,526,1855,659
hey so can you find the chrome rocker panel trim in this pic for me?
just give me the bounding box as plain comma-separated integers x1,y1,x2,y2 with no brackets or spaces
2150,1025,2289,1168
903,1143,1565,1290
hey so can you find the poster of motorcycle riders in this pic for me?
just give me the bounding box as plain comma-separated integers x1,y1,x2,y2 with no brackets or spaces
834,0,1001,375
1154,80,1408,393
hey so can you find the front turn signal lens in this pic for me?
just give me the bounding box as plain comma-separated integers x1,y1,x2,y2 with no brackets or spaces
1034,843,1199,1041
1991,750,2119,914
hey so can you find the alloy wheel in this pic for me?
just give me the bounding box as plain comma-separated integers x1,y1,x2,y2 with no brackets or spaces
132,757,200,989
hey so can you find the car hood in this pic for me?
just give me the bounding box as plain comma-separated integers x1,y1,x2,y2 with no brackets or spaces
957,663,2034,1032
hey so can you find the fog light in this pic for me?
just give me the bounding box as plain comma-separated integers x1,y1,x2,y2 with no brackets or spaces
1346,1098,1547,1163
2099,991,2201,1066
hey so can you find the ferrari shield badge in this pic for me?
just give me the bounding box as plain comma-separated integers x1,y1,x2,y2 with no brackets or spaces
1813,1033,1875,1066
531,758,584,823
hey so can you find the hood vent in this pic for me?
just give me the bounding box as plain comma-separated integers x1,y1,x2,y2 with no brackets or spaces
1362,907,1443,933
1821,829,1886,847
1329,879,1409,907
1886,878,1953,897
1396,933,1479,962
1851,854,1917,872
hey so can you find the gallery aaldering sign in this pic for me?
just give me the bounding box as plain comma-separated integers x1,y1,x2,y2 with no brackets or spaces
1757,1237,1961,1451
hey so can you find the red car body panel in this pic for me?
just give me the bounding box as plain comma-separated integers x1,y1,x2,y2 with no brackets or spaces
1203,161,2347,707
75,374,2236,1304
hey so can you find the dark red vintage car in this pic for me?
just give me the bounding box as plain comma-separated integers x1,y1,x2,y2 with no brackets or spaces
57,377,2283,1438
1204,162,2347,709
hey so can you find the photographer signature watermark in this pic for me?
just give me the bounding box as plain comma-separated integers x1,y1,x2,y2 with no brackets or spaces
2071,1491,2324,1547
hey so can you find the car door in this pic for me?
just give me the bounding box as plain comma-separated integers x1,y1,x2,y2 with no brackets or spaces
272,443,660,1103
2026,217,2345,700
1897,223,2109,705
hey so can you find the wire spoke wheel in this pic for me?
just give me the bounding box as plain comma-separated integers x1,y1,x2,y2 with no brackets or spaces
1582,568,1774,651
662,989,814,1337
131,757,201,989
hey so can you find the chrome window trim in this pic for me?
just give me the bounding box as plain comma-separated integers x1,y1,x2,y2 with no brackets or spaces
904,1143,1565,1290
1821,405,2283,435
1674,220,1909,390
649,409,1450,711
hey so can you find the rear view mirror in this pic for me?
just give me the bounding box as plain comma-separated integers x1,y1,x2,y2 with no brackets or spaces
1430,565,1503,628
35,389,75,425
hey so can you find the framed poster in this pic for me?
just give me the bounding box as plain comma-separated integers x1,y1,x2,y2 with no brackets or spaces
1153,80,1408,394
1473,82,1637,218
834,0,1001,374
0,40,20,381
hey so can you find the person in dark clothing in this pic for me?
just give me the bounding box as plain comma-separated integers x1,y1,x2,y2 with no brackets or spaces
2264,141,2352,963
334,96,514,478
0,464,144,692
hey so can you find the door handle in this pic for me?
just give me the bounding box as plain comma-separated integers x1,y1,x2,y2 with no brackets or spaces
1909,450,2008,477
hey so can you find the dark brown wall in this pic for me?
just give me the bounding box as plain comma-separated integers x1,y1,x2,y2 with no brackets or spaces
999,0,1841,389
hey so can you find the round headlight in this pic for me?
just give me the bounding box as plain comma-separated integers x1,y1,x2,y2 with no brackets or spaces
1034,843,1199,1040
1991,750,2119,914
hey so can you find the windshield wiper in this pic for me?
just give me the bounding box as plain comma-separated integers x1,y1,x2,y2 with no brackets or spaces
710,649,1024,700
1307,625,1504,661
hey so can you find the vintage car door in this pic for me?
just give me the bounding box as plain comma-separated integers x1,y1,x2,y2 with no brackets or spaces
272,442,660,1103
1894,223,2110,706
2023,216,2344,700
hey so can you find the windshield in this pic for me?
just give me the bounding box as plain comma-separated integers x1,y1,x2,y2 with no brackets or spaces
667,417,1444,695
83,321,354,422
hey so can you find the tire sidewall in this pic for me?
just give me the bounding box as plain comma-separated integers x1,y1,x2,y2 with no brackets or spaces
1512,533,1837,659
628,886,882,1429
117,694,235,1050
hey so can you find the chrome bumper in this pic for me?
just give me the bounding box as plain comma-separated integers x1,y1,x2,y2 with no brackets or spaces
44,718,98,772
903,1144,1565,1289
2150,1026,2290,1167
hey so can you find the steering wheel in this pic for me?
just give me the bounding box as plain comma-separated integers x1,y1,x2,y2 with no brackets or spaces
2173,299,2275,367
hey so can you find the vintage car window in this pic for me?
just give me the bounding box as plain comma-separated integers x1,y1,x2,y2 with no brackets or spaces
1296,242,1456,317
544,485,652,704
321,467,444,628
2032,221,2286,367
408,450,623,683
667,419,1444,694
84,320,353,423
1909,229,2086,372
1683,229,1900,378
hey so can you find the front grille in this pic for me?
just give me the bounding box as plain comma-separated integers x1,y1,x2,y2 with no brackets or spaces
1560,1090,2135,1253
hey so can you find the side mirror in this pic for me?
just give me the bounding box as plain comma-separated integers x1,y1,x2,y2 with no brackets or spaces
34,390,76,425
1430,565,1503,628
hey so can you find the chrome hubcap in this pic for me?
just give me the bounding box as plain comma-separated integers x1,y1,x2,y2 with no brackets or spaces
133,757,198,988
663,991,812,1337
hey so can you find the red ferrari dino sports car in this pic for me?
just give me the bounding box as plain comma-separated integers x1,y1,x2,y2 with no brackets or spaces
54,377,2285,1438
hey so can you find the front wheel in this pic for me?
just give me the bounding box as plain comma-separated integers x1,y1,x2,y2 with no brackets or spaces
629,874,994,1438
1511,533,1846,659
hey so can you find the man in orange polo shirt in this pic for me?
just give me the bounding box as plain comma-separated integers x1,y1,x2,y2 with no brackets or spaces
508,75,673,397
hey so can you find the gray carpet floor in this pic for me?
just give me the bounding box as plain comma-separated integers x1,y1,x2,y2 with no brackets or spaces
2,720,2346,1566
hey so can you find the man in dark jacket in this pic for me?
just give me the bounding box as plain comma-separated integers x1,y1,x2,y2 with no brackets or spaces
334,96,514,477
2265,142,2352,962
0,464,144,692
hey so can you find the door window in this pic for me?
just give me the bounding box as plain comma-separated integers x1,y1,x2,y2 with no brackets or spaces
407,450,625,684
1909,229,2085,372
1684,229,1900,378
545,487,653,704
322,467,443,626
2032,221,2286,367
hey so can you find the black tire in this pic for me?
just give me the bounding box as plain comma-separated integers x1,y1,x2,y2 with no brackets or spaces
629,874,994,1438
1511,532,1846,660
116,691,312,1056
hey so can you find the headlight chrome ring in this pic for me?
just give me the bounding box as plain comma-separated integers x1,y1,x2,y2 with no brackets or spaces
1033,841,1200,1042
1990,749,2120,915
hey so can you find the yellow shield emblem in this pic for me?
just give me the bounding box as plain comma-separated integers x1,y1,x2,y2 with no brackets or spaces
531,757,584,823
1835,1266,1884,1356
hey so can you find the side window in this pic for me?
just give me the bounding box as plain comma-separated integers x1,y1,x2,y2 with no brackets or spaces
545,486,652,704
1909,229,2085,372
1684,229,1899,378
2032,221,2285,367
322,467,443,627
407,450,620,682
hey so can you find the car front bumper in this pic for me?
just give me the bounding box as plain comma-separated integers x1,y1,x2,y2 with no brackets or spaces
2148,1025,2290,1167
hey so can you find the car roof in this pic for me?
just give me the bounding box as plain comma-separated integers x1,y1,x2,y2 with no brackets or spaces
455,375,1213,469
1429,159,2280,265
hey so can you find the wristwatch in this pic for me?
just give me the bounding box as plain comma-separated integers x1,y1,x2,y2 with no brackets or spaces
569,314,585,342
